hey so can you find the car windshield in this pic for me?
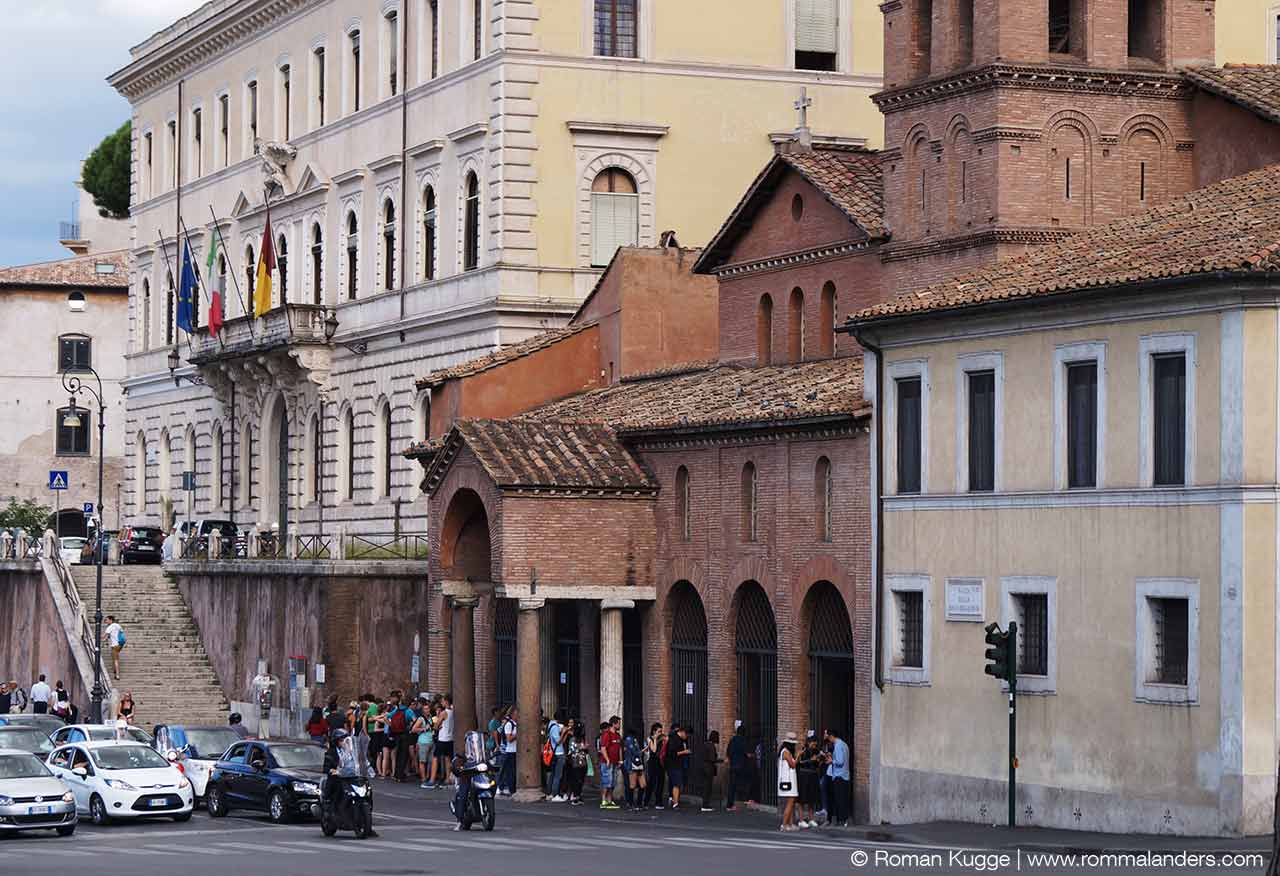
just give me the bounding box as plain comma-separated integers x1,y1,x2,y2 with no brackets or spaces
199,521,234,536
92,745,170,771
0,753,50,779
0,729,54,753
268,744,324,769
60,538,86,549
183,729,239,759
86,727,151,745
5,716,64,734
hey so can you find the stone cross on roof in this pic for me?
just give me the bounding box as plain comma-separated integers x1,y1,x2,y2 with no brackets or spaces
793,87,814,151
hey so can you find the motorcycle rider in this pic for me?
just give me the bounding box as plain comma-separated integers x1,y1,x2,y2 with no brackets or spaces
450,731,490,831
325,729,377,837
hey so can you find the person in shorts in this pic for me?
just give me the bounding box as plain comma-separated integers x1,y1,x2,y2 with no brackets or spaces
414,698,436,788
666,723,691,808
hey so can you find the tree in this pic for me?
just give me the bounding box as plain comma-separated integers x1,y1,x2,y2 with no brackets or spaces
0,498,54,534
82,121,131,220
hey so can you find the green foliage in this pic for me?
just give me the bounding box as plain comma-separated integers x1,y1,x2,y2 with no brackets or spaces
82,121,131,220
0,498,54,534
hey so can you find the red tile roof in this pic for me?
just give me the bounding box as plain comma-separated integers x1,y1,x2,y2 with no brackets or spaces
1184,64,1280,125
426,419,656,494
415,322,597,389
0,250,129,290
848,162,1280,324
530,357,868,433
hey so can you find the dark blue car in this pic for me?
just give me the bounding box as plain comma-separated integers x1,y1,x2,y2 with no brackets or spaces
204,740,326,824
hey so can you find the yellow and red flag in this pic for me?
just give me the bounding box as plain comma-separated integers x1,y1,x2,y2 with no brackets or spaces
254,211,275,318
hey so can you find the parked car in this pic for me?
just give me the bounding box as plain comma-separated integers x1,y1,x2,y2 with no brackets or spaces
0,747,77,836
175,519,238,558
50,724,152,747
1,715,67,737
0,726,55,756
119,525,164,564
57,537,86,566
151,724,241,805
79,530,117,565
205,740,326,824
46,741,192,825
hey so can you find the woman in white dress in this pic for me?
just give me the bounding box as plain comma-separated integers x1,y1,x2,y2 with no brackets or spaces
776,731,800,831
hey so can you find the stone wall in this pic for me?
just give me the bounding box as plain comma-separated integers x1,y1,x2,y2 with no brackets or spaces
0,562,87,708
171,561,429,705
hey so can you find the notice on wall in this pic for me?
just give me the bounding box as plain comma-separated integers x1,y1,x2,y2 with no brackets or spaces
315,663,326,684
560,672,567,684
685,682,694,695
945,579,984,622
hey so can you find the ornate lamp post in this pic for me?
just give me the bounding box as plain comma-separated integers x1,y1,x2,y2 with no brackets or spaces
61,367,106,724
319,311,339,551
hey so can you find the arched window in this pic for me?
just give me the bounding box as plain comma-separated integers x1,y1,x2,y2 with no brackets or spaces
165,271,175,346
590,167,639,267
183,426,196,503
741,461,758,542
134,433,148,515
815,456,833,542
307,412,322,505
1050,123,1089,227
788,287,805,363
68,291,86,312
216,256,227,320
819,282,836,357
418,393,432,442
211,422,224,510
382,200,396,292
310,224,323,304
342,407,356,501
675,465,691,541
422,185,437,281
377,401,393,498
240,423,253,508
346,212,359,300
158,430,172,503
276,233,288,304
463,171,480,271
244,244,256,301
141,278,151,351
757,294,773,366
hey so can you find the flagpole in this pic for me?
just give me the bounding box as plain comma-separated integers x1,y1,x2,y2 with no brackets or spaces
179,216,225,350
209,206,257,343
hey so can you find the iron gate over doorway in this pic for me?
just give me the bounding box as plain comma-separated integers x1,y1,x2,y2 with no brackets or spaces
494,598,517,710
622,608,644,734
555,602,581,718
807,582,854,743
736,582,778,806
669,583,707,781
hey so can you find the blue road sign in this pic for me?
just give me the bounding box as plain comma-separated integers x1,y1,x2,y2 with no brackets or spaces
48,471,68,491
83,503,94,515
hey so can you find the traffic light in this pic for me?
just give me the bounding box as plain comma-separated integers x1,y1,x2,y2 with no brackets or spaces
984,622,1010,681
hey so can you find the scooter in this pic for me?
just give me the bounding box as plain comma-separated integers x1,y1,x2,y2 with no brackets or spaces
314,775,374,839
449,763,496,831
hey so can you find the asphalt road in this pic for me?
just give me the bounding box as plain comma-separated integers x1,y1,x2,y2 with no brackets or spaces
0,781,1266,876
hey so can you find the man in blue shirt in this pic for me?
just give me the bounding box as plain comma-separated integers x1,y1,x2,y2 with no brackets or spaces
547,710,567,801
824,729,851,827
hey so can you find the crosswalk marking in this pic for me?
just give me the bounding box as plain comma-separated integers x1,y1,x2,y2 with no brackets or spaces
277,839,368,853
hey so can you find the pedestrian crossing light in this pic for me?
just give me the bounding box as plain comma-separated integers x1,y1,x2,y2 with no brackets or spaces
984,622,1012,682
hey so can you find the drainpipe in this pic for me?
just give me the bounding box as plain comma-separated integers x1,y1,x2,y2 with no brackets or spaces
398,0,410,323
852,328,885,692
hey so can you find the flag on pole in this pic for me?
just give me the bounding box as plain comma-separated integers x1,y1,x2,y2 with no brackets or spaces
254,212,275,318
177,238,197,334
205,229,223,337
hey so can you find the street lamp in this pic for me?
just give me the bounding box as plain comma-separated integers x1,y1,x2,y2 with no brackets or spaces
318,311,339,553
61,367,107,724
166,347,206,387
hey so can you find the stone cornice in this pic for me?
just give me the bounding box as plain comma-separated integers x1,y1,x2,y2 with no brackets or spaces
972,126,1043,144
626,419,863,453
880,227,1080,263
713,237,881,279
875,63,1192,113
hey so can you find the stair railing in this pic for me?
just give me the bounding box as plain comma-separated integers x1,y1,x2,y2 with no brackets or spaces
39,531,112,706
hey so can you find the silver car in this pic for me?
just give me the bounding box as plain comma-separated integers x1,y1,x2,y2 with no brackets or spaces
0,747,77,836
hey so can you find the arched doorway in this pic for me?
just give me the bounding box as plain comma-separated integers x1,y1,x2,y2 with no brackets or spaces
735,581,778,805
439,488,491,580
260,394,290,540
669,581,707,777
494,598,517,711
806,581,854,743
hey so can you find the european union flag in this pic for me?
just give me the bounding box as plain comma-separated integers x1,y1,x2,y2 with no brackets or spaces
177,238,197,334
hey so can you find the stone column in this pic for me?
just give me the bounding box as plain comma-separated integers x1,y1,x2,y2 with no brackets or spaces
450,596,479,737
539,603,557,719
514,598,545,800
599,599,633,727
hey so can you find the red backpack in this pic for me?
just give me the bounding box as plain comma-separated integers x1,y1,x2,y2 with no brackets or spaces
389,707,408,734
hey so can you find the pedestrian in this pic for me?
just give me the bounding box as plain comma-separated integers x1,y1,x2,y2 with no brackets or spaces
50,681,72,723
564,718,586,805
435,694,455,787
352,695,370,778
825,728,851,827
229,711,249,739
699,730,720,812
499,706,518,796
368,701,388,777
388,691,412,782
413,698,435,788
796,733,822,828
325,697,346,736
623,726,646,810
30,674,51,714
597,715,621,809
644,723,665,808
161,528,178,562
667,724,691,809
0,682,10,716
116,691,136,726
486,707,502,763
777,732,799,831
546,709,567,801
725,723,748,811
103,614,125,680
306,706,329,743
7,680,26,714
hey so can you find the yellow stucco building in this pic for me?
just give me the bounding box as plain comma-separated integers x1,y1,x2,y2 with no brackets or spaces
1218,0,1280,62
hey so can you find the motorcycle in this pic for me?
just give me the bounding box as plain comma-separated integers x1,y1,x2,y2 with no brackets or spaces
449,731,496,831
314,774,374,839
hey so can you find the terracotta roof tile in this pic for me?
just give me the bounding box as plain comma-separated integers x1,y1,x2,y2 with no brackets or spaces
0,250,129,289
1184,64,1280,125
849,163,1280,324
778,147,886,238
416,322,596,389
530,357,868,433
445,419,655,492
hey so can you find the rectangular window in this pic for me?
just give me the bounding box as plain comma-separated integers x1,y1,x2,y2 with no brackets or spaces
59,336,91,372
589,191,639,267
1066,361,1097,488
475,0,484,60
280,65,291,139
314,48,326,127
387,12,399,95
1151,597,1189,685
191,108,202,178
967,370,995,492
351,31,361,112
1014,593,1048,676
167,120,177,188
430,1,439,78
896,590,924,668
795,0,838,71
1049,0,1071,53
1153,353,1186,486
594,0,637,58
144,132,153,196
896,377,922,494
56,408,90,456
247,80,259,152
218,95,229,167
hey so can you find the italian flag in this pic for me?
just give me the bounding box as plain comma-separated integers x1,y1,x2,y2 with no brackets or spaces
205,231,223,337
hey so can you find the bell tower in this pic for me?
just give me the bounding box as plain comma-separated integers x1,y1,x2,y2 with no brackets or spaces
876,0,1216,292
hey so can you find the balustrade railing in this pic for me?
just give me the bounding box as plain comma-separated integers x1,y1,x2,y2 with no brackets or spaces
172,529,425,562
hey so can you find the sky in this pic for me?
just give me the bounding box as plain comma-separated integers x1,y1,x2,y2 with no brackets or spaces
0,1,202,267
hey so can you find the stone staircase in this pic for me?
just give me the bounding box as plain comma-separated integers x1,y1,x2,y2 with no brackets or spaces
69,565,229,729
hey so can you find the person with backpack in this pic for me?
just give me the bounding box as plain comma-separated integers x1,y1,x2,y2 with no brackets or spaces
667,725,692,809
563,718,586,805
725,723,749,811
644,723,666,808
546,709,568,801
498,706,518,796
386,691,412,782
103,615,124,681
623,726,647,810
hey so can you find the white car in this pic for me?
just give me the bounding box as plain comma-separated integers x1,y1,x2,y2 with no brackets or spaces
0,747,77,836
58,537,86,566
151,724,242,804
49,724,152,747
46,741,192,825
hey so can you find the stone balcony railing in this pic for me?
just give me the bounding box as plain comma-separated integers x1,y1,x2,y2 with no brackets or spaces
189,303,330,363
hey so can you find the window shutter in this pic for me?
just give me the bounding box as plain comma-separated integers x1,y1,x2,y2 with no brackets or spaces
796,0,838,53
591,192,639,267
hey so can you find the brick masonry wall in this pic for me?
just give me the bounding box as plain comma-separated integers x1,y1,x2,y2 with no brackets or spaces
500,495,657,590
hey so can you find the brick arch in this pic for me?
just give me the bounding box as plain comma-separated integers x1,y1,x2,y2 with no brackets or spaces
945,113,972,144
725,556,774,605
431,464,501,582
1042,109,1100,144
789,555,857,616
1118,113,1173,150
659,558,708,604
1043,110,1096,227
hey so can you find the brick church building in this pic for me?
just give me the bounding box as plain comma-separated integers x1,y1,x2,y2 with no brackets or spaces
409,0,1280,827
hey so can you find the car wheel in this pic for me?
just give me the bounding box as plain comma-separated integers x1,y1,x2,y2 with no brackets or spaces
206,785,228,818
172,811,192,823
268,789,290,824
89,795,111,826
56,825,75,837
